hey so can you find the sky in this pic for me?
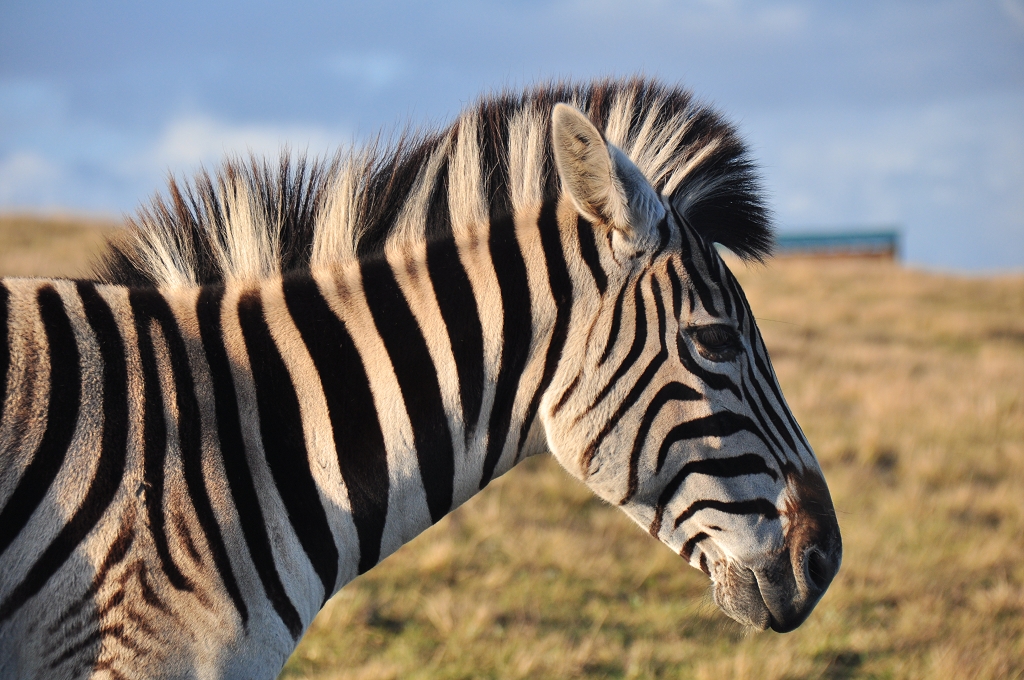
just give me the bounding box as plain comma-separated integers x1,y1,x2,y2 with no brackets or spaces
1,0,1022,271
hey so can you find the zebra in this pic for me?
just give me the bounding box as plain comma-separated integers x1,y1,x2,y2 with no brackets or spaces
0,78,841,679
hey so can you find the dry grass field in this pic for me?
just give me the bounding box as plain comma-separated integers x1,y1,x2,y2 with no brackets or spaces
2,214,1022,679
0,213,115,278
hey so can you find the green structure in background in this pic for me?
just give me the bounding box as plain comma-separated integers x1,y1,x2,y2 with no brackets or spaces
775,229,901,259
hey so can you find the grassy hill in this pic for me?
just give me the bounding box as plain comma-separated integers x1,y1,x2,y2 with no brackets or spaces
3,214,1022,679
0,213,117,278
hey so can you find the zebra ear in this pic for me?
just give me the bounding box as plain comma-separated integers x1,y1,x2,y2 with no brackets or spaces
551,103,665,246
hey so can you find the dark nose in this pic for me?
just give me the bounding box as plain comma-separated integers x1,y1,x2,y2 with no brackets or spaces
767,513,842,633
804,544,839,593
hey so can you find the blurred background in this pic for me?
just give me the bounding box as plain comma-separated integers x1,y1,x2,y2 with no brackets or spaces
1,0,1022,271
2,3,1023,679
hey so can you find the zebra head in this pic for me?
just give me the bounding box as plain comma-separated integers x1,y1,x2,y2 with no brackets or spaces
543,103,841,632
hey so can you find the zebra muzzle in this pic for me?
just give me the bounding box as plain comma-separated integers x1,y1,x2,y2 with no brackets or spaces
755,524,842,632
712,528,841,632
712,470,843,632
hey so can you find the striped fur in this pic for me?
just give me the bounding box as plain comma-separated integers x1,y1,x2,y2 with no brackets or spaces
0,78,840,679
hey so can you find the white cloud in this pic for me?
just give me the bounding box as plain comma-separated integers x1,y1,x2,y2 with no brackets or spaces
0,151,63,207
1001,0,1024,30
0,114,353,213
152,115,348,169
562,0,810,41
327,53,405,89
748,93,1024,269
2,0,1021,269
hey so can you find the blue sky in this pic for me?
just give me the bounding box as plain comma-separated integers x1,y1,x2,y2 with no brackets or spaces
2,0,1022,270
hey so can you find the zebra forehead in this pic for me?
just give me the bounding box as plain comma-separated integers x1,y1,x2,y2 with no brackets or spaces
95,77,773,288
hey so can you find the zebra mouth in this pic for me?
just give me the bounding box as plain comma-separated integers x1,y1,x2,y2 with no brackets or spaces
712,545,840,633
711,564,772,631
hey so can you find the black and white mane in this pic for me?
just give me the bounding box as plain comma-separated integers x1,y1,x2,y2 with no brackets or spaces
97,77,772,288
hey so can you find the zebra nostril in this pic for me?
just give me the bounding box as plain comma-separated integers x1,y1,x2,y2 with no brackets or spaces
805,548,832,592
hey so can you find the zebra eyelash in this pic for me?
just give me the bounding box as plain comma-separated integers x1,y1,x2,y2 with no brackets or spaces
686,324,743,362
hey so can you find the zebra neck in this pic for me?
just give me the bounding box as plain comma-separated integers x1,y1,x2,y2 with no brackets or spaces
215,215,562,587
0,201,569,631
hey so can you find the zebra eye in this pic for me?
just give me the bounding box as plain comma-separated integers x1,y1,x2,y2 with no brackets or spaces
689,324,742,362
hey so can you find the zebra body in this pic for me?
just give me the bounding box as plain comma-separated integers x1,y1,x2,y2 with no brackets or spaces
0,79,841,679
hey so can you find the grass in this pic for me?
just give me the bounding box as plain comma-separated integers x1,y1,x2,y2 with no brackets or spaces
3,215,1022,678
281,258,1024,680
0,213,116,278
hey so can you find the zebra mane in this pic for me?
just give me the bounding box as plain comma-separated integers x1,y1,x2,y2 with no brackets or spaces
96,77,772,288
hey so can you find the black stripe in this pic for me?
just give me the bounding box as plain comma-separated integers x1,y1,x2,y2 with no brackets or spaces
750,342,806,451
655,411,769,474
479,102,512,219
679,251,720,318
582,277,668,474
426,238,485,439
282,275,389,574
0,286,81,621
0,282,8,423
576,217,607,295
649,453,778,537
739,379,787,466
675,332,741,399
132,290,248,619
727,269,812,453
716,258,734,318
666,261,683,322
196,286,298,635
237,290,339,603
583,276,647,419
653,215,671,257
674,498,779,529
680,531,709,561
47,630,101,671
677,220,720,318
129,557,168,613
356,137,446,257
49,518,135,637
424,155,453,242
480,214,533,487
159,296,247,615
703,241,727,287
726,273,749,329
0,287,80,555
0,284,131,623
514,200,574,462
551,371,582,416
621,381,702,505
661,454,778,509
745,350,798,450
128,289,189,592
361,261,456,522
597,281,628,366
